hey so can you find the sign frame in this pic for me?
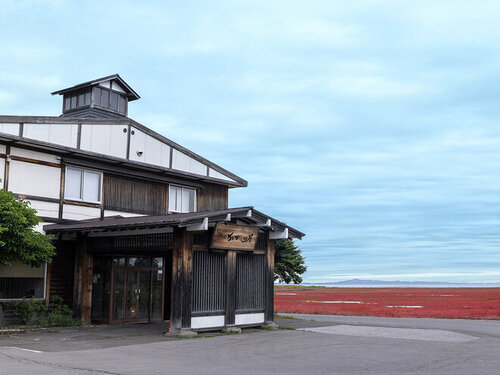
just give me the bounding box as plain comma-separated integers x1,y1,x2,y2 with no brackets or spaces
210,223,259,251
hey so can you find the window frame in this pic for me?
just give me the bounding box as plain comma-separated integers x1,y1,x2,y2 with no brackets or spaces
168,185,197,213
64,166,103,204
0,263,47,302
63,89,92,113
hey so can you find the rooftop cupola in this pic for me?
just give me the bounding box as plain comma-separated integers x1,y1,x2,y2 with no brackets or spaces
51,74,140,118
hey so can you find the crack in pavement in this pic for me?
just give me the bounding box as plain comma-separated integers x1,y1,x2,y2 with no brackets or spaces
0,348,121,375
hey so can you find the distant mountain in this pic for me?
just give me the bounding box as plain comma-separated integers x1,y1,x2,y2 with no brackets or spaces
300,279,500,288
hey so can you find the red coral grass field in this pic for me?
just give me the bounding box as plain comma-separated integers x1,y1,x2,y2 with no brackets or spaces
274,287,500,319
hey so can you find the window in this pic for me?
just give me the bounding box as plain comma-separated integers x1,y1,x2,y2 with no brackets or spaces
92,87,127,115
169,186,196,213
65,167,102,203
63,90,91,112
0,262,45,299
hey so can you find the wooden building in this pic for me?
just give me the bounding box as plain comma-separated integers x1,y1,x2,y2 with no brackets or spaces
0,75,304,333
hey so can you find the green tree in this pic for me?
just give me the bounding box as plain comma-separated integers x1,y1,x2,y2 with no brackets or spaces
274,239,306,284
0,184,55,267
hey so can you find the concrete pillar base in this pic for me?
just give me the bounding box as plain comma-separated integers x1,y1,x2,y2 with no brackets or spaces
263,321,279,329
165,328,198,337
222,326,242,334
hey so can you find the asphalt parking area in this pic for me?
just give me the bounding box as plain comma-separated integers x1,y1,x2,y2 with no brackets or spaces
1,315,499,375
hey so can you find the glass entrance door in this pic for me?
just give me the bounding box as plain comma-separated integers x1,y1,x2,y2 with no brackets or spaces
106,256,164,324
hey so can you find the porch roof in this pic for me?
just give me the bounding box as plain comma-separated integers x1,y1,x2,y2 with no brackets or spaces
43,207,305,240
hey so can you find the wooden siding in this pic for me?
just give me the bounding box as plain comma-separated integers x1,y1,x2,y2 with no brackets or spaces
103,173,167,215
192,251,226,314
197,183,228,212
236,254,265,311
88,233,174,252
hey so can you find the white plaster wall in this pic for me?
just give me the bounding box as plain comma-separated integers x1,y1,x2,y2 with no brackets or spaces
0,144,6,153
63,204,101,220
208,168,236,183
9,161,61,199
172,149,207,176
80,124,128,159
235,313,265,325
29,201,60,220
99,81,111,89
129,127,170,167
24,124,79,148
33,222,46,234
0,123,19,135
111,81,125,93
0,158,4,189
103,210,146,218
191,315,225,329
10,147,60,164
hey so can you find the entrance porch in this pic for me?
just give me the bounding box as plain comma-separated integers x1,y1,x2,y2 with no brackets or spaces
44,207,304,333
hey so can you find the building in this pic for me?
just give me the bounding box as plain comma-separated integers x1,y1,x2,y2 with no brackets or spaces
0,74,304,333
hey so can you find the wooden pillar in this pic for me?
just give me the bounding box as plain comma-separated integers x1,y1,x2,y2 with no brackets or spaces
168,228,195,335
224,250,237,326
72,236,93,323
264,239,276,324
3,145,10,190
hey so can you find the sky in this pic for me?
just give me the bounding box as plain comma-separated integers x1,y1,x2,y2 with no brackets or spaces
1,0,500,283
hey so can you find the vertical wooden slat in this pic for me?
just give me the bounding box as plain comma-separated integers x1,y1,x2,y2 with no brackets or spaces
265,239,275,323
225,250,236,325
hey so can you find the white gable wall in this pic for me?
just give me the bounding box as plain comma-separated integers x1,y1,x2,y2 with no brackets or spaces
2,121,240,186
208,168,237,183
111,81,126,93
172,149,207,176
24,123,79,148
0,123,19,135
80,124,128,159
98,81,111,89
129,127,170,166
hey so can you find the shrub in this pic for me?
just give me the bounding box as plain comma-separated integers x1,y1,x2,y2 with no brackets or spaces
40,296,82,327
14,297,47,324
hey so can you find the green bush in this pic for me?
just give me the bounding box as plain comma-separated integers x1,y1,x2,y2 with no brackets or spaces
40,296,82,327
14,297,47,324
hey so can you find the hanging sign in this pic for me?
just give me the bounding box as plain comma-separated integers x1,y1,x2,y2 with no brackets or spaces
211,223,259,251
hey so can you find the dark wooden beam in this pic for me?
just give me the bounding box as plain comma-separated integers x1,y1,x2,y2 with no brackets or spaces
225,250,237,326
182,232,193,328
59,164,65,220
265,239,276,324
169,228,195,334
4,145,10,190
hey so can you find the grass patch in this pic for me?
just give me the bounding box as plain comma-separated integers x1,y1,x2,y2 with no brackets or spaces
274,314,302,320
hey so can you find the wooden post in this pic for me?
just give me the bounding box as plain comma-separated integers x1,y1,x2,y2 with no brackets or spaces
224,250,237,327
264,239,277,325
168,228,196,335
3,145,10,190
72,236,93,323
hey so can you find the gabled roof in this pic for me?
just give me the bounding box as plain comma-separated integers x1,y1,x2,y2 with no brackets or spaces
51,74,140,101
43,207,305,240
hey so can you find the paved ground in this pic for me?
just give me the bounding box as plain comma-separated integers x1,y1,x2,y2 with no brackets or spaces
0,314,499,374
